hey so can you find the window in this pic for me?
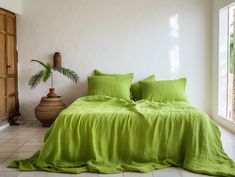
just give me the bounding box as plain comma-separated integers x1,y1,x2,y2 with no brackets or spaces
218,3,235,122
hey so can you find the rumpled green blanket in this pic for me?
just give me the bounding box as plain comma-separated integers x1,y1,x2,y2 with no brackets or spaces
9,95,235,176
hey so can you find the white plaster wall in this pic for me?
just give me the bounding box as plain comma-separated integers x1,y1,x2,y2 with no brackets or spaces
212,0,235,134
18,0,212,119
0,0,21,14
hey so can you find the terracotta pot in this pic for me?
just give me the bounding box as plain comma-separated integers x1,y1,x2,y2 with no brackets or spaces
53,52,62,67
35,97,66,127
47,88,57,98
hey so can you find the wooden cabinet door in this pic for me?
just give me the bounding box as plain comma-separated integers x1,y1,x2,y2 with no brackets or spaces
0,10,7,122
0,9,17,123
6,13,17,119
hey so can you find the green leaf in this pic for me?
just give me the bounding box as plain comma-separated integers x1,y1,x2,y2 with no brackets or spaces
31,60,48,69
28,70,44,89
42,63,52,82
53,67,79,83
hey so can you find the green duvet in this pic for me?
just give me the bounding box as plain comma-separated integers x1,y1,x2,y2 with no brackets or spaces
9,95,235,176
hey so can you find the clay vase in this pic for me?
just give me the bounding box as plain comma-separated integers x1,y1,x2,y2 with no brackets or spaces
53,52,62,67
35,97,66,127
47,88,57,98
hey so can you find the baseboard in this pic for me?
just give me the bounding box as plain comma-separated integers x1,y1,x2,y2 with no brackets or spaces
0,121,9,131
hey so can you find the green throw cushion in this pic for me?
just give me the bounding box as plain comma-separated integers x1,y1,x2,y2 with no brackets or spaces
94,69,134,78
131,75,155,101
88,76,133,100
140,78,188,102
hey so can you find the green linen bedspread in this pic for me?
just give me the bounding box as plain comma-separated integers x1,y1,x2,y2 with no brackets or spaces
9,95,235,176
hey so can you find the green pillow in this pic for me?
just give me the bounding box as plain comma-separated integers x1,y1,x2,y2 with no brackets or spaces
94,69,134,78
88,76,132,100
140,78,188,102
130,75,155,101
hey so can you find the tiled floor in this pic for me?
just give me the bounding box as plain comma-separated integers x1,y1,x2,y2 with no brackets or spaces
0,121,234,177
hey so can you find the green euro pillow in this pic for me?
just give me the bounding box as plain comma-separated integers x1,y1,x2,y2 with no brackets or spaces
131,75,155,101
140,78,188,102
88,76,133,100
94,69,134,78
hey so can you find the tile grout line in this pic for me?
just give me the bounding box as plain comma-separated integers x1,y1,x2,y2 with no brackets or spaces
0,131,25,161
177,167,183,177
2,129,43,163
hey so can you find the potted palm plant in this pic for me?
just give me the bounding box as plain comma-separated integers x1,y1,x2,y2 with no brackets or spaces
28,58,79,126
28,59,79,97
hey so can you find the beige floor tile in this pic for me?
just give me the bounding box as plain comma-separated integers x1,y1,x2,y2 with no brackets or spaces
16,146,40,152
33,135,45,138
99,173,123,177
178,168,213,177
15,131,36,135
15,135,36,139
38,127,49,131
10,134,32,138
0,164,19,172
23,141,43,146
14,134,36,138
124,172,152,177
0,134,15,139
7,138,29,144
13,137,35,142
0,131,17,135
37,131,47,135
3,141,26,147
2,158,14,166
18,171,47,177
29,137,44,142
0,139,10,144
46,172,84,177
0,146,19,153
0,132,18,136
9,152,34,160
77,173,100,177
0,158,6,163
20,127,41,131
0,153,12,159
0,171,19,177
153,167,181,177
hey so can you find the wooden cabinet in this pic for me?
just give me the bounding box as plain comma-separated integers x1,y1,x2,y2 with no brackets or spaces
0,8,18,123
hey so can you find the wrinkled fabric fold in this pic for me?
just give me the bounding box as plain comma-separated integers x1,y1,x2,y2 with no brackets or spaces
8,95,235,176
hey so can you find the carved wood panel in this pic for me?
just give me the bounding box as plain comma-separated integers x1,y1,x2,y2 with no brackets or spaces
0,8,17,123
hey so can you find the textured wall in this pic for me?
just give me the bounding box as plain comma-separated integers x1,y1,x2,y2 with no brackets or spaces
0,0,21,14
17,0,212,119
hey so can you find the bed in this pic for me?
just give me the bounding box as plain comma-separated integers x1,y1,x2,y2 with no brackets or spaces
9,95,235,176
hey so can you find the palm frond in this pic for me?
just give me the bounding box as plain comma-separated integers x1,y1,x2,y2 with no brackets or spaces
42,63,52,82
53,67,79,83
31,60,48,69
28,70,44,89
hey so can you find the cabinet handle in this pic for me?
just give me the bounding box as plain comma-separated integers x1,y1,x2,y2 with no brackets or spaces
7,65,11,68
